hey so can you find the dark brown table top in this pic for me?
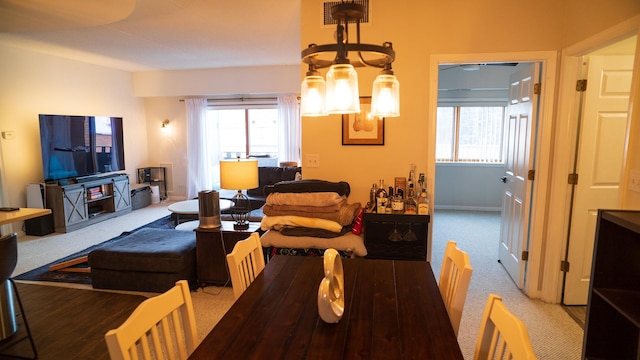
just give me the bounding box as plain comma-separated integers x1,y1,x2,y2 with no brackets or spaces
189,255,464,359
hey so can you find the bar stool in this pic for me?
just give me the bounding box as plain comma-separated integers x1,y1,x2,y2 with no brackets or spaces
0,233,37,359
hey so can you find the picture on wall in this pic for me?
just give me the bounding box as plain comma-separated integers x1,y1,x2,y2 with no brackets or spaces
342,97,385,145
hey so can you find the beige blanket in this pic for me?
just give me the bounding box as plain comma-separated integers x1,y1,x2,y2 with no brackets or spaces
260,215,343,233
262,202,361,226
266,192,346,207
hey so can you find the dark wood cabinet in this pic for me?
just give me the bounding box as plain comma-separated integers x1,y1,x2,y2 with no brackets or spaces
363,212,430,261
195,221,261,287
583,210,640,360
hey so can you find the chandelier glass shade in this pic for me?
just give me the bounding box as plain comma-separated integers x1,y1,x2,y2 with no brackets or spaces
300,2,399,117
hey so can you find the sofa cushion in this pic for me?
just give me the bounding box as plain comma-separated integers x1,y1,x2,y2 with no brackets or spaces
247,166,301,198
264,179,350,197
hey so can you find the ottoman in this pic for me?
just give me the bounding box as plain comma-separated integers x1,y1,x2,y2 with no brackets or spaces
88,228,197,293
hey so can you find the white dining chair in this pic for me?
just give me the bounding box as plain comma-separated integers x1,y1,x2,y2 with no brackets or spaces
226,232,265,299
104,280,198,360
475,293,538,360
438,240,473,336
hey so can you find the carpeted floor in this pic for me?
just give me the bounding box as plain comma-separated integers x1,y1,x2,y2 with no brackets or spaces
430,209,584,359
15,215,177,284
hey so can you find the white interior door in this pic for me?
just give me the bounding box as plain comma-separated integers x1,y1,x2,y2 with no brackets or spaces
563,55,633,305
498,63,540,289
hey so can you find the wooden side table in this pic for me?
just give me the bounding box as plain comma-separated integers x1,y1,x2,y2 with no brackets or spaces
195,221,261,287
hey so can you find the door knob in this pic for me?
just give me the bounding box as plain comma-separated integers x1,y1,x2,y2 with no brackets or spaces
499,176,507,183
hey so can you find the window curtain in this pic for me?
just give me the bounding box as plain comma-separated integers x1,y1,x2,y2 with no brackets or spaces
277,95,301,166
185,98,218,199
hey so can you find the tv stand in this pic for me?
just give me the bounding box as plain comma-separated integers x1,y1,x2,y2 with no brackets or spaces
45,174,132,233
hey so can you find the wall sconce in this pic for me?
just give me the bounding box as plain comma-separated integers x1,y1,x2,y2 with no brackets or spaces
161,119,170,128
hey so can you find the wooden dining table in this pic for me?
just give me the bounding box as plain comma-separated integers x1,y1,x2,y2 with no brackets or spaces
189,255,464,359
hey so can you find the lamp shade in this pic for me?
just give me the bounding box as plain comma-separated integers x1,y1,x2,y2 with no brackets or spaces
325,64,360,114
300,75,327,116
220,158,259,190
371,73,400,117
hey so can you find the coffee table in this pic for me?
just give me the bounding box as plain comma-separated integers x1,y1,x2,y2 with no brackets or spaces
168,199,232,226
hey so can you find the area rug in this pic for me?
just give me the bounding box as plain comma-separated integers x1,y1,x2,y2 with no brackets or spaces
15,214,177,284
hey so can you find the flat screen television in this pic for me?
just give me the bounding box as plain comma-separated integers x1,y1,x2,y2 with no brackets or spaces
39,114,125,182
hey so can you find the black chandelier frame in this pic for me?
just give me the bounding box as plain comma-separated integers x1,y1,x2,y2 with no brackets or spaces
300,2,396,72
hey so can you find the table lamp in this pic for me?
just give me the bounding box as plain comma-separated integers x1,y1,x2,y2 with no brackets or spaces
220,157,259,230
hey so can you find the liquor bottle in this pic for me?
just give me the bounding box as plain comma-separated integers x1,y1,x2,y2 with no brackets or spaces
404,184,417,214
391,192,404,214
417,189,429,215
386,187,394,213
369,183,378,212
375,179,388,214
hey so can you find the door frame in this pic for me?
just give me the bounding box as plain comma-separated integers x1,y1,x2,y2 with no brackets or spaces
548,17,640,304
429,51,558,300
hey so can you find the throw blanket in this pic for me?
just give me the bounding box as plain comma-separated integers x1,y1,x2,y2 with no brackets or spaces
264,179,351,197
266,192,345,207
263,202,361,226
260,230,367,257
260,215,343,233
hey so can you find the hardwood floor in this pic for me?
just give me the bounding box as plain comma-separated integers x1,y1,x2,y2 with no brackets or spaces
0,282,146,360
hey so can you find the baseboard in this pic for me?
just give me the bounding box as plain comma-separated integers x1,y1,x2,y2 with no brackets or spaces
433,205,501,212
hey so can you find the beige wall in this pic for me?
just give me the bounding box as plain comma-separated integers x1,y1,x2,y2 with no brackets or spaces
300,0,640,206
0,44,148,214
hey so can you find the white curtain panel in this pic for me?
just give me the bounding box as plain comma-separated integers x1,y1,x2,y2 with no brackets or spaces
277,95,301,166
185,98,218,199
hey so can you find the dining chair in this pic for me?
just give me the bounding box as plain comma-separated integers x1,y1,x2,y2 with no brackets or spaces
475,294,538,360
104,280,198,360
438,240,473,336
0,233,38,360
226,232,265,299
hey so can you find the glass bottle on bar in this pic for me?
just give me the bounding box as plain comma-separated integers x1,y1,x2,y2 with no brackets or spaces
417,173,429,215
391,187,404,214
404,183,417,214
386,186,394,213
369,183,378,212
375,179,388,214
417,188,429,215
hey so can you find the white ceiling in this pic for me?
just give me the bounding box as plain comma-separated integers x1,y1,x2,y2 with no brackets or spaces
0,0,302,72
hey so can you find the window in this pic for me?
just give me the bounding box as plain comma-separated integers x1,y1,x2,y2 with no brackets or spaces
436,106,505,163
207,106,280,166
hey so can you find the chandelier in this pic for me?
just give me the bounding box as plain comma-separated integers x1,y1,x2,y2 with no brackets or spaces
300,1,400,117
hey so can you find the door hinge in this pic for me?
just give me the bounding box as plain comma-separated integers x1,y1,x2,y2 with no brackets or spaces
568,173,579,185
576,79,588,92
560,260,570,272
522,251,529,261
534,83,541,95
528,170,535,181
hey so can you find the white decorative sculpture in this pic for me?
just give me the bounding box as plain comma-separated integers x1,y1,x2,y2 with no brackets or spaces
317,248,345,323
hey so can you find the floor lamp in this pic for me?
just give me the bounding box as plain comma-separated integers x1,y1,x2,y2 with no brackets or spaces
220,158,259,230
